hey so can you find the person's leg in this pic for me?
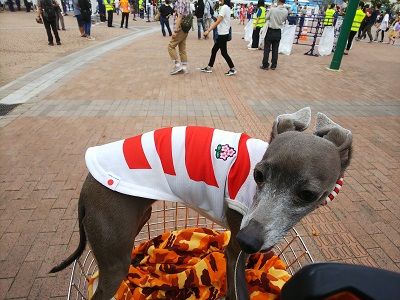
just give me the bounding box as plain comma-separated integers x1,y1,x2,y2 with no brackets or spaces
380,29,384,42
108,10,113,26
262,35,272,67
178,32,188,64
346,30,357,51
208,38,221,67
59,11,65,30
43,20,53,44
251,27,260,48
197,19,201,39
366,25,373,41
219,35,235,69
165,18,172,36
160,17,166,36
374,28,380,41
125,12,129,28
51,19,61,43
56,11,61,30
168,33,180,62
271,39,280,68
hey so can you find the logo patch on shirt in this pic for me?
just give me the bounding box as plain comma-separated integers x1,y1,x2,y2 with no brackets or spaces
215,144,236,161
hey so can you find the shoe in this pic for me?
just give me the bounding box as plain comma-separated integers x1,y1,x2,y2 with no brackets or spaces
368,40,373,43
379,40,383,43
271,66,276,70
200,66,212,73
48,42,54,46
125,27,128,29
225,68,237,76
260,65,269,70
56,41,61,45
120,26,123,28
81,34,87,37
87,36,95,41
355,38,360,41
248,47,257,50
343,51,349,55
170,65,183,75
62,28,66,31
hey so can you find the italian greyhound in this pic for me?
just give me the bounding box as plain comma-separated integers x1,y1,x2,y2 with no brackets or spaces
50,107,352,300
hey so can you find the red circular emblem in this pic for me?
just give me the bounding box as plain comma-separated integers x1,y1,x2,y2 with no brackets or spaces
107,179,114,186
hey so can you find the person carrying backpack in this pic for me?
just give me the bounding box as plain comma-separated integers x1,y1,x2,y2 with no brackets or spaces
168,0,191,75
37,0,61,45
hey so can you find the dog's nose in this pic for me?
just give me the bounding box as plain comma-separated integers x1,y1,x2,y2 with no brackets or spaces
236,219,264,254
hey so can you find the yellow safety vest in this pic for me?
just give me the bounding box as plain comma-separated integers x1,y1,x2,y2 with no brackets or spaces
103,0,115,12
324,8,335,26
139,0,144,9
253,7,266,28
351,8,365,31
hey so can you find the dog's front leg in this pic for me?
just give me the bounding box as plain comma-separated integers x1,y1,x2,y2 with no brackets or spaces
225,208,250,300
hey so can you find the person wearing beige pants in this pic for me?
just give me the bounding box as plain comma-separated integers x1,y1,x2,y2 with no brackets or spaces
168,0,190,75
168,30,188,74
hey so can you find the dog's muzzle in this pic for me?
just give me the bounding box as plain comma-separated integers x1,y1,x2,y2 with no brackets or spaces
236,219,264,254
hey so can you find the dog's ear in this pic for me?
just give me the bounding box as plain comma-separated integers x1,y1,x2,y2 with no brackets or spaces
270,107,311,142
314,113,353,174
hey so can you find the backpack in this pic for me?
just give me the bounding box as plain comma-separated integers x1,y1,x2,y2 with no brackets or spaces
42,0,56,21
181,13,193,33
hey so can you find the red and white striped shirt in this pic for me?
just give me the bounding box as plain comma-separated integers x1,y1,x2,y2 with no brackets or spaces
85,126,268,226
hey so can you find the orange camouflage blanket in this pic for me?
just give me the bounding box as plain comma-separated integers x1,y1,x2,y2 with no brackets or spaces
88,228,291,300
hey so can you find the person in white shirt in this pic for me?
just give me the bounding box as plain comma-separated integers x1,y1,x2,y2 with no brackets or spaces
375,11,390,42
200,0,236,76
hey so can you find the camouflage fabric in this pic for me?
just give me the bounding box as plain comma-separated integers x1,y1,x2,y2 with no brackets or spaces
88,228,291,299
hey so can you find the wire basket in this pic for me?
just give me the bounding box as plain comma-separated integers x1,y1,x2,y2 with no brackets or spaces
67,202,314,300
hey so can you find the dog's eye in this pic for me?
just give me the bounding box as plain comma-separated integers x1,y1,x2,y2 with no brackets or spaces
298,190,318,203
253,169,264,185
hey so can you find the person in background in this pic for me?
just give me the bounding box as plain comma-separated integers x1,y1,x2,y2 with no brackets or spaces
203,0,213,31
201,0,236,76
260,0,288,70
388,16,400,45
104,0,115,27
37,0,61,45
168,0,190,75
195,0,205,39
375,10,390,42
248,0,266,50
120,0,130,28
247,2,253,23
79,0,94,39
239,4,246,25
98,0,106,22
159,0,173,36
323,3,335,27
344,1,365,55
358,3,380,42
55,0,66,30
288,0,298,25
73,0,85,36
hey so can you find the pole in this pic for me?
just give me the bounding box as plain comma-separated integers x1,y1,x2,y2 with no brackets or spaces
329,0,360,70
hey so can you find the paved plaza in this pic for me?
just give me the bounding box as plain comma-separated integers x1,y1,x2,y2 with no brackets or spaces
1,10,400,299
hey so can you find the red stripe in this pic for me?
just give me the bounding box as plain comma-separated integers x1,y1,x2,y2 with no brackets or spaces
328,194,335,200
337,179,344,186
154,127,176,176
185,126,218,187
228,134,251,200
334,187,340,194
123,134,151,169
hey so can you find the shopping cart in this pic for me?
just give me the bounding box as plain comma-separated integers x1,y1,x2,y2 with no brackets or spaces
67,202,314,300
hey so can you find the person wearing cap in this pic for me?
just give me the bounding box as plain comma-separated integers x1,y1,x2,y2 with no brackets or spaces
260,0,288,70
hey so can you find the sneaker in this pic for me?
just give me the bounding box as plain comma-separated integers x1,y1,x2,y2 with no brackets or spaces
87,36,95,41
225,68,237,76
200,66,212,73
56,41,61,45
170,65,183,75
248,47,258,50
48,42,54,46
260,65,269,70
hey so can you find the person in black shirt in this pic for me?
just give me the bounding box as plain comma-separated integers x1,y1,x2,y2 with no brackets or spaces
357,3,381,42
159,0,174,36
195,0,205,39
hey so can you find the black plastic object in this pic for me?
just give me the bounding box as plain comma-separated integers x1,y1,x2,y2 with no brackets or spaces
281,262,400,300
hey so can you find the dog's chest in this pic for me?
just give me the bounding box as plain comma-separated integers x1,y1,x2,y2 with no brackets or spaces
85,126,268,225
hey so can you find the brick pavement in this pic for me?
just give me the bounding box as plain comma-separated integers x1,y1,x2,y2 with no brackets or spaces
0,16,400,299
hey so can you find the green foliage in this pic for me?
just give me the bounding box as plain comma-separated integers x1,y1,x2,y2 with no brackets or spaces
370,0,396,12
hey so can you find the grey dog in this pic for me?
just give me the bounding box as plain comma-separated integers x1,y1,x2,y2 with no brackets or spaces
50,107,352,300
